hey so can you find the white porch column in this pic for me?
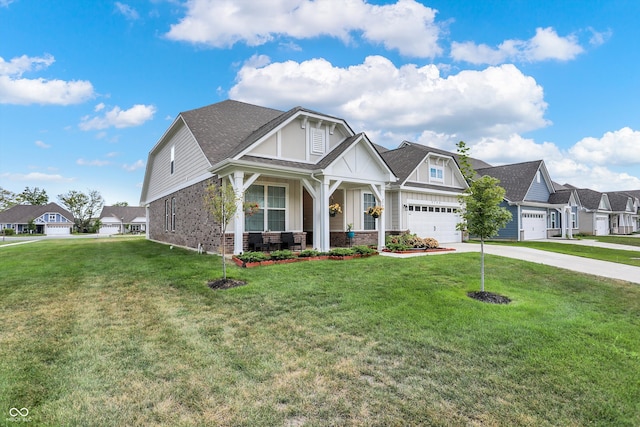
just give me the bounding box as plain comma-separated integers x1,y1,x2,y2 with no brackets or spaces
378,187,386,251
232,171,245,255
559,208,566,239
566,206,573,239
319,178,331,252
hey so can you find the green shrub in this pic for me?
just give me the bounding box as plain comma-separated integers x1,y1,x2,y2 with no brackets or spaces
269,249,296,260
1,228,15,236
235,251,270,263
298,249,321,258
352,245,376,255
328,248,355,257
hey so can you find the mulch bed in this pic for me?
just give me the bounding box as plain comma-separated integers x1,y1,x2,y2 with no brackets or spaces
467,291,511,304
207,278,247,290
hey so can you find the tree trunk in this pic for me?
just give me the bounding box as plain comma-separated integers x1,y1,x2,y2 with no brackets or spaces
480,238,485,292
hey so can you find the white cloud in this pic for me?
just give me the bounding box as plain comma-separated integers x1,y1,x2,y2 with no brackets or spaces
77,158,111,167
166,0,442,57
94,102,106,112
0,0,16,7
122,160,145,172
472,134,562,165
230,55,548,138
451,27,585,65
115,2,139,20
569,127,640,166
79,104,156,130
0,54,94,105
35,140,51,149
0,172,74,182
588,27,612,47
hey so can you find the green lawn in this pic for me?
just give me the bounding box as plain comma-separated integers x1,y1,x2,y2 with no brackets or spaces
581,234,640,248
1,239,639,426
486,240,640,267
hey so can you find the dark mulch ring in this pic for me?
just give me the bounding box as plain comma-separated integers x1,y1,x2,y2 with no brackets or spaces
467,291,511,304
207,278,247,290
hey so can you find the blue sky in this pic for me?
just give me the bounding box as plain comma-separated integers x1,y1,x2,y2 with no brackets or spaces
1,0,639,206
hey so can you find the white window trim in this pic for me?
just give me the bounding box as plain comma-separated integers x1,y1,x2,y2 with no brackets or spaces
429,166,444,183
245,182,289,231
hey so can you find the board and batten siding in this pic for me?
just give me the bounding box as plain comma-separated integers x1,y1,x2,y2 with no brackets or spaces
493,202,519,240
145,121,211,203
524,173,551,202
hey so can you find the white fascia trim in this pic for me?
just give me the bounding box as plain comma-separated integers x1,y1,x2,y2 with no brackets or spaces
140,171,213,205
406,199,461,208
210,159,314,178
398,185,464,197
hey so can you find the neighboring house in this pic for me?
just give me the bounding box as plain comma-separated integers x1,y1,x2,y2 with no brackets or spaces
140,100,396,254
0,202,74,235
607,192,636,235
380,142,471,243
475,160,577,240
622,190,640,232
573,188,612,236
99,206,147,235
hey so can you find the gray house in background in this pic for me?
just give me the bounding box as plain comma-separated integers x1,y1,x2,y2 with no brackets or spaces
475,160,577,240
573,188,612,236
99,206,147,235
0,202,74,235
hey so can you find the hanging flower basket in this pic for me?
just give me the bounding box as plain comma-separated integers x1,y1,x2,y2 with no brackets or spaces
329,203,342,217
243,202,260,216
367,206,384,218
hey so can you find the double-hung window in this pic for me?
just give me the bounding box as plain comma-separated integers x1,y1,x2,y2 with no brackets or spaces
164,199,170,231
430,166,444,182
171,197,176,231
245,184,286,231
363,193,376,230
550,212,556,228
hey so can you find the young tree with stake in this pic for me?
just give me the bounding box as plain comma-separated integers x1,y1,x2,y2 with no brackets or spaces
203,181,240,280
456,141,512,292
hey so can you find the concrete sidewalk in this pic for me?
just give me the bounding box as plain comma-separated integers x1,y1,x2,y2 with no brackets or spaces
381,242,640,285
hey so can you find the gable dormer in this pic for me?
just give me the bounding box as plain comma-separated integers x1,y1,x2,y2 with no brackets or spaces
407,153,466,188
245,111,349,164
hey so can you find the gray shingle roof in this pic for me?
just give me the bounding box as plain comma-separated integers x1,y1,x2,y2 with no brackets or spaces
548,189,573,204
574,188,605,210
607,192,632,212
180,100,285,164
380,141,490,185
475,160,544,202
100,206,146,222
0,202,74,223
180,99,353,167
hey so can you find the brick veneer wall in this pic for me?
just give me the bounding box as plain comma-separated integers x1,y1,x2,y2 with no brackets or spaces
148,177,224,253
148,178,307,254
330,231,378,247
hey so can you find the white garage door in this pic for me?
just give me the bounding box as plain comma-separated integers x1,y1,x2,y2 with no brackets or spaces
595,215,609,236
46,224,71,235
522,211,547,240
406,205,461,243
99,224,121,235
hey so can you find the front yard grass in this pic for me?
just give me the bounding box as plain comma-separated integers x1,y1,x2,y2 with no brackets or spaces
488,240,640,267
581,234,640,248
1,238,639,426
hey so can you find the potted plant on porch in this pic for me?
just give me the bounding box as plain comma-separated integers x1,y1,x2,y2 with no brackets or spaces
329,203,342,217
367,205,384,219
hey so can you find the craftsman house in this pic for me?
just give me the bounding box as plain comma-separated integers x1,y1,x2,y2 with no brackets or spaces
0,202,74,235
140,100,396,254
380,142,475,244
99,206,147,235
475,160,578,240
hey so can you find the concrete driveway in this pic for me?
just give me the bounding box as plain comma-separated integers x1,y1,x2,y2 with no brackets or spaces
381,240,640,285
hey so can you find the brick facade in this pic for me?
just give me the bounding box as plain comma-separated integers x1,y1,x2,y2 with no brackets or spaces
148,178,309,254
